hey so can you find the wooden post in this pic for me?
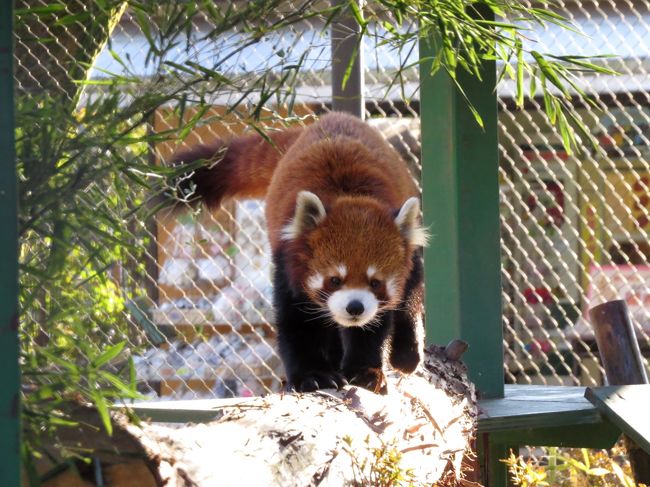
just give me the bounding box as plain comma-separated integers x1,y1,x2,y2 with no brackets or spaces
589,300,648,385
589,299,650,483
0,0,21,485
330,0,364,118
418,6,503,400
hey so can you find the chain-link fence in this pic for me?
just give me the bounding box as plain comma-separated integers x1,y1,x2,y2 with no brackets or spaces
498,0,650,387
16,1,424,403
15,0,650,407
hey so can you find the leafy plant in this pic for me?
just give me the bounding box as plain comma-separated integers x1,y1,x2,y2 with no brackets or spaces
505,443,641,487
342,435,417,487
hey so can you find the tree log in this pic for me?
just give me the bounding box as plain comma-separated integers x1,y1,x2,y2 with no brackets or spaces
39,343,478,486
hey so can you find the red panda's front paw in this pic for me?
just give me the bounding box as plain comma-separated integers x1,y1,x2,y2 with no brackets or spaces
389,348,421,375
286,371,347,392
343,367,387,394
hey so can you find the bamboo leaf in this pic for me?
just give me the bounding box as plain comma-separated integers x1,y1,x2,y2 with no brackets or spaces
586,467,611,476
15,4,66,15
531,51,570,96
90,391,113,436
347,0,365,27
40,350,78,374
516,38,524,107
98,371,143,399
91,342,126,369
557,104,575,154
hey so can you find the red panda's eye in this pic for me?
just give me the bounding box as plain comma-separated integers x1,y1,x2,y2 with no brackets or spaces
330,276,342,287
370,279,382,289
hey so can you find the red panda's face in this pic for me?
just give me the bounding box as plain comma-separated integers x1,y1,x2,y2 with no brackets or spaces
282,192,427,328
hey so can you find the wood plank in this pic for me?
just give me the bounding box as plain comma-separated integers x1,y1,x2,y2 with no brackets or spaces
478,385,605,433
128,385,622,450
586,385,650,454
128,397,258,423
500,384,590,401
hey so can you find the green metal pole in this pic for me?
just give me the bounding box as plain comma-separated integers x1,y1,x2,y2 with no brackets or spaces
0,0,20,484
418,14,504,399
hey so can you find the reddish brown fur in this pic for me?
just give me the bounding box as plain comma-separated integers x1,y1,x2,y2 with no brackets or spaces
172,127,302,208
174,112,419,295
265,114,418,295
265,114,418,249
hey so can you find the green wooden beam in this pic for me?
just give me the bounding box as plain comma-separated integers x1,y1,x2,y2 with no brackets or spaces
487,422,621,450
418,17,504,398
0,0,20,485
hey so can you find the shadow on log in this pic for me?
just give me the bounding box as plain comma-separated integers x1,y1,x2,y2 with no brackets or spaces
35,342,479,486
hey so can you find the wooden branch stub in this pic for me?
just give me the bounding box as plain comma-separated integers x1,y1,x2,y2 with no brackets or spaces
445,340,469,361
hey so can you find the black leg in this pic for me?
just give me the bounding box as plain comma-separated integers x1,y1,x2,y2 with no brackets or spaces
340,316,392,392
389,250,425,373
272,253,345,392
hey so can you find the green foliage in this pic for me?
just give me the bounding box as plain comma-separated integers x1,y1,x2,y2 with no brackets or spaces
343,435,417,487
17,88,159,467
361,0,618,152
504,443,640,487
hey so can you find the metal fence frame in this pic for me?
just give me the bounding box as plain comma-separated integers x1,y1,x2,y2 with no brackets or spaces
1,0,20,484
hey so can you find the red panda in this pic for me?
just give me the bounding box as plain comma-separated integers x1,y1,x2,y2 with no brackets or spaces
172,112,427,393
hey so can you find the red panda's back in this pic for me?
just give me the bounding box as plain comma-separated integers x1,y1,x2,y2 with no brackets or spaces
265,112,418,250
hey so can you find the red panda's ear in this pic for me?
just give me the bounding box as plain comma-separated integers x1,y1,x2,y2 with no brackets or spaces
281,191,327,241
395,197,429,247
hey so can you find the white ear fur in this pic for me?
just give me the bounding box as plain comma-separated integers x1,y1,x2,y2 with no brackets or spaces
281,191,327,241
395,197,429,247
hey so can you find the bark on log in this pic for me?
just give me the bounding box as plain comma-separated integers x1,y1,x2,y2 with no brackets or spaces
38,343,478,487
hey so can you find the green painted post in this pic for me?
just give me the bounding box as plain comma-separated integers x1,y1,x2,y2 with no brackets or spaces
418,20,504,399
0,0,20,485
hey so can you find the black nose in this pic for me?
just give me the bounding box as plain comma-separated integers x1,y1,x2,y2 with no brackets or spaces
346,300,365,316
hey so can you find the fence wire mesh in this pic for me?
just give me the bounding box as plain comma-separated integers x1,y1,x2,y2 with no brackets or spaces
15,0,650,406
498,0,650,386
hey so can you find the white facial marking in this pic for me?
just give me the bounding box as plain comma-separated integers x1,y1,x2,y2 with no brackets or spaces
336,264,347,279
327,288,378,327
386,277,399,300
366,265,377,279
307,273,324,290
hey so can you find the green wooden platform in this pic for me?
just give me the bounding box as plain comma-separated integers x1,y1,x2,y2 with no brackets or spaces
480,385,612,434
585,384,650,455
478,385,621,485
128,383,621,458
